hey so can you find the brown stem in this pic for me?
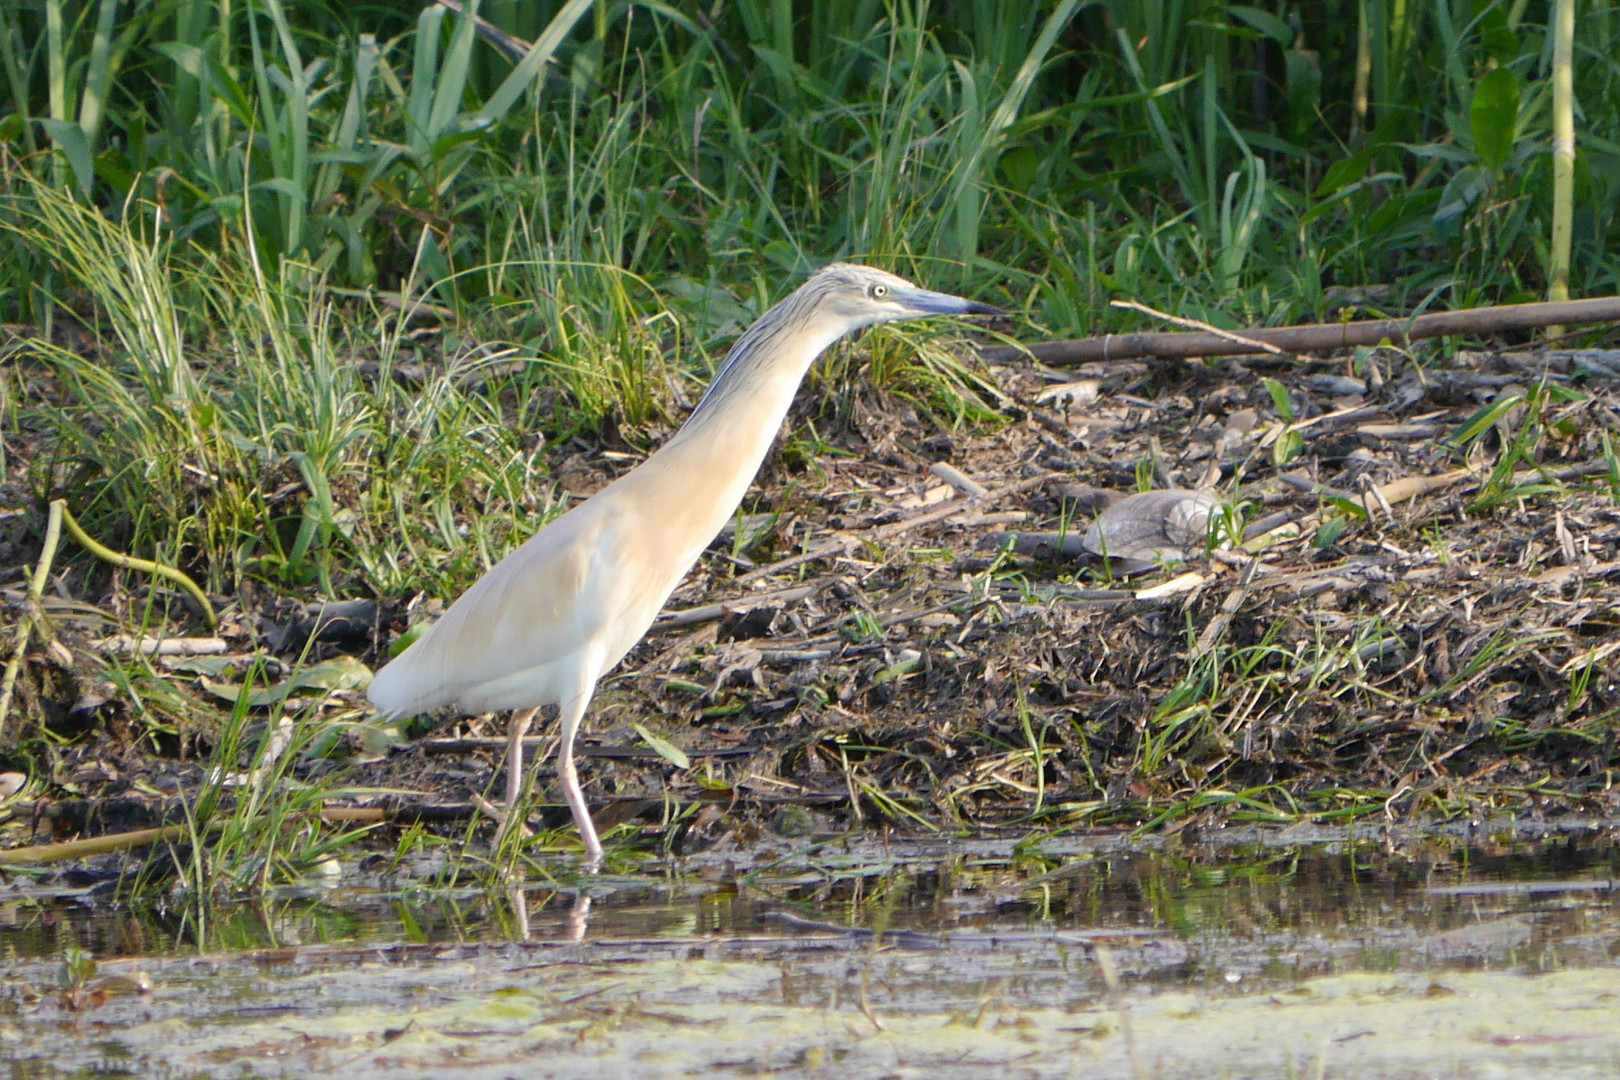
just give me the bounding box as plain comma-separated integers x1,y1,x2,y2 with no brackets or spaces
981,296,1620,366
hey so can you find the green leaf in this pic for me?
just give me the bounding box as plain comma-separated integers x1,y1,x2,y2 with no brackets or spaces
999,145,1039,191
151,41,205,78
632,723,690,770
873,656,921,685
1227,6,1293,45
1261,377,1294,422
388,621,428,658
474,0,596,126
1435,164,1487,225
1444,392,1525,450
406,5,448,157
1272,428,1303,467
38,118,93,195
425,0,480,148
164,655,251,678
1476,5,1520,62
1284,49,1321,143
1324,496,1370,522
1403,141,1477,164
1470,67,1520,174
251,177,305,201
1312,517,1347,550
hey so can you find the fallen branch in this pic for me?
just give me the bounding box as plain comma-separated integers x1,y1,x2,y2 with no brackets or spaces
96,635,230,656
927,461,989,497
654,583,819,632
981,295,1620,365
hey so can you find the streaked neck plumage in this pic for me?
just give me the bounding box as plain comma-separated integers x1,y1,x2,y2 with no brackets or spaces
662,270,877,476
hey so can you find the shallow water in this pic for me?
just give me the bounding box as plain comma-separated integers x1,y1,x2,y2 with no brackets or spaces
3,825,1618,1079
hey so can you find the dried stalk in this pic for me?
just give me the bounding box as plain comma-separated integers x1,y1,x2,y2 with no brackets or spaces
0,825,198,865
1110,298,1293,358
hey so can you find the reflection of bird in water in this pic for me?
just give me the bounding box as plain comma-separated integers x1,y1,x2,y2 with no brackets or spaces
509,886,590,943
369,263,1001,868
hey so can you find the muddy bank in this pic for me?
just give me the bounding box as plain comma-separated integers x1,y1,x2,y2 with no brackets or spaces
4,337,1620,860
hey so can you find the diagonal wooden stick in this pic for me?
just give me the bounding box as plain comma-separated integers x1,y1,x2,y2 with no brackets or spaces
1110,299,1294,358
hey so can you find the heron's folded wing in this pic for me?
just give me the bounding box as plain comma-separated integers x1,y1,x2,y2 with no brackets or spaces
367,503,613,716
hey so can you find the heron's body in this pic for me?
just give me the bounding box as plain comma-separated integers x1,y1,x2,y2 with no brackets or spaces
368,263,998,868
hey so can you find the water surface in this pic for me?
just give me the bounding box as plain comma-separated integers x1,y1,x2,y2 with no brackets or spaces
3,825,1618,1078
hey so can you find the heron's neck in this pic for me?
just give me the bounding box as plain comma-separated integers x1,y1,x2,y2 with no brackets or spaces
662,316,847,472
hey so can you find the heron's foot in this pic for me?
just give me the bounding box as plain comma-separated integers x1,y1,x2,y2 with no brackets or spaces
577,819,605,874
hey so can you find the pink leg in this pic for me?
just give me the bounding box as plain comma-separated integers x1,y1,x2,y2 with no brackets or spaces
504,707,539,810
556,692,603,870
493,707,539,849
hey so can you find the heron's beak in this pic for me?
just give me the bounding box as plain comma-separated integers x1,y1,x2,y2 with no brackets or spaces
898,287,1004,319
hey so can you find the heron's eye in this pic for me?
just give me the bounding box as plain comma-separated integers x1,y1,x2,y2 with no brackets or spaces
871,284,888,299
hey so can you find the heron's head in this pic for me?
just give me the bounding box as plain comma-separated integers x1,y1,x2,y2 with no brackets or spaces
683,262,1004,422
803,263,1002,332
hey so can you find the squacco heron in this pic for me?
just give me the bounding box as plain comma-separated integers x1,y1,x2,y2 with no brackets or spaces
367,263,1000,868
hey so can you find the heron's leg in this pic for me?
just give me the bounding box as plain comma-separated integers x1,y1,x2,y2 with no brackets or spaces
505,707,539,809
555,691,604,871
492,707,539,850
